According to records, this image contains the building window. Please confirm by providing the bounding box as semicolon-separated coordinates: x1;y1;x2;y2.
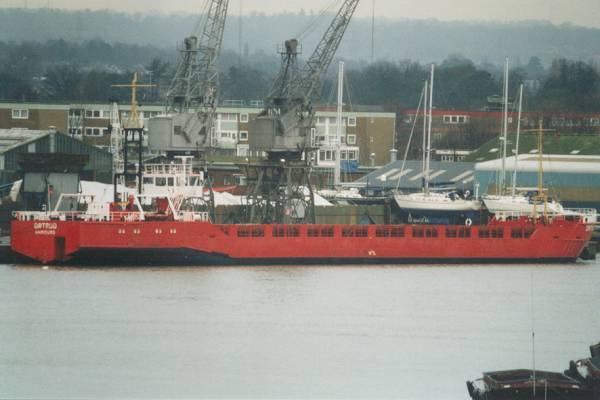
239;131;248;141
12;109;29;119
347;116;357;126
234;175;247;186
443;115;469;124
347;134;357;145
240;113;249;123
69;109;82;117
69;128;82;136
218;113;237;121
86;110;104;119
348;150;357;161
27;143;36;153
318;150;335;161
85;127;103;136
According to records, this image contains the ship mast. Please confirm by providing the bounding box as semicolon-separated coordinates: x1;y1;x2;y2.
424;64;434;196
334;61;344;188
421;79;428;188
499;57;509;195
532;118;549;219
511;84;524;197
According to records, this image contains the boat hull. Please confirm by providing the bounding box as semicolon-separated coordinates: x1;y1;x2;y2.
483;196;563;215
11;218;593;265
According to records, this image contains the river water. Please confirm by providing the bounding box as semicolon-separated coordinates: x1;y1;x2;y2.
1;260;599;399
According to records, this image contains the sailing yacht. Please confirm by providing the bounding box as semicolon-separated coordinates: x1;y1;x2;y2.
394;64;482;223
482;59;568;217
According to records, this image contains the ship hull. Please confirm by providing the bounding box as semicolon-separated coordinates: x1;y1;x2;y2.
11;218;593;265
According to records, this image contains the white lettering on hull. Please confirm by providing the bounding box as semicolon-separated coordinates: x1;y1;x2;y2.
34;223;58;236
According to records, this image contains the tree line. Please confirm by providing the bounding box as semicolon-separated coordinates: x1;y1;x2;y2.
1;39;599;113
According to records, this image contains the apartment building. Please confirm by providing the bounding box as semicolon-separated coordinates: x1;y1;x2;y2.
0;102;397;167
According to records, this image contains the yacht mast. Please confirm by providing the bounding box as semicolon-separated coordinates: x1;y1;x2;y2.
334;61;344;187
424;64;434;195
499;57;509;194
421;80;429;187
511;84;524;197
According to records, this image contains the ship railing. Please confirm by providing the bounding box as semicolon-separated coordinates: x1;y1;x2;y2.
13;210;143;223
108;212;143;222
494;209;597;223
564;208;598;224
179;211;210;222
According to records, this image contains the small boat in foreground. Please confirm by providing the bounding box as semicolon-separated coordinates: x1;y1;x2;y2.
467;342;600;400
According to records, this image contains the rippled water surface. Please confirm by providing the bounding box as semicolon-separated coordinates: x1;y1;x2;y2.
1;261;599;399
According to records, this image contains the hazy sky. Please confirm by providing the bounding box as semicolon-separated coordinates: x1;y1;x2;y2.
3;0;600;28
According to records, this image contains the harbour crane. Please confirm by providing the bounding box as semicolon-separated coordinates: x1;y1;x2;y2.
242;0;360;224
248;0;360;161
148;0;230;154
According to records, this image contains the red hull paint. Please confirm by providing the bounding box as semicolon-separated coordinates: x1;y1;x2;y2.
11;217;593;265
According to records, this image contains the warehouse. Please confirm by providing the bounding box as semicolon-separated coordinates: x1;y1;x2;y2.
0;128;113;185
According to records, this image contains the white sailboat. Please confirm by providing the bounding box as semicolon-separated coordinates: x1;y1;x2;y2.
394;64;482;218
482;60;567;216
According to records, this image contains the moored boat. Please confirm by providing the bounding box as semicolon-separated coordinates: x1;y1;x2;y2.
10;192;595;265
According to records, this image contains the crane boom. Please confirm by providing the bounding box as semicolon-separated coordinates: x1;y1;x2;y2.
297;0;359;103
251;0;360;158
168;0;229;113
149;0;229;154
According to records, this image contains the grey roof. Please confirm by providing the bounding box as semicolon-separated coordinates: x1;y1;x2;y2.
0;129;52;155
354;160;476;190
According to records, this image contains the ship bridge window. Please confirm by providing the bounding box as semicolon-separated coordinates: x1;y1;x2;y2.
143;177;154;185
156;177;166;187
308;227;320;237
167;177;175;187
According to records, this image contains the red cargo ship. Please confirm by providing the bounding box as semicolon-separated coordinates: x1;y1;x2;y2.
9;194;596;265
